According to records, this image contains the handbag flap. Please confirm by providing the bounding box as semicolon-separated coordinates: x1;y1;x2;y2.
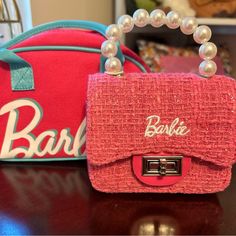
87;73;236;167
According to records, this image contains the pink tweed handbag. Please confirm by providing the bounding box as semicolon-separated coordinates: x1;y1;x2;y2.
86;9;236;193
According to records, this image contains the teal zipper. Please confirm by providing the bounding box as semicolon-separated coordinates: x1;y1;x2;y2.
12;45;101;53
12;45;147;73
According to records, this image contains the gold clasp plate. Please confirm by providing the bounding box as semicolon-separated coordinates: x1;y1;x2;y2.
142;156;182;176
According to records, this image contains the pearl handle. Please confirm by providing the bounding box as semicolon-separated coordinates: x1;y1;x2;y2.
101;9;218;78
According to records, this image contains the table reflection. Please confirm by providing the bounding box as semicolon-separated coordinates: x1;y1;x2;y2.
91;193;222;235
0;161;222;235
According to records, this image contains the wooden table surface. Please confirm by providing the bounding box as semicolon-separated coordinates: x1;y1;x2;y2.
0;161;235;235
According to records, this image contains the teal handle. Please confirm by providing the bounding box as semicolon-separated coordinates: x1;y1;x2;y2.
0;20;125;91
0;49;34;90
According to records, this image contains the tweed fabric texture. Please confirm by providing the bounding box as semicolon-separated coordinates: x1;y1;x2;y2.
88;157;231;193
86;73;236;193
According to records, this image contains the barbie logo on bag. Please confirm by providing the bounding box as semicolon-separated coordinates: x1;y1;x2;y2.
0;99;86;158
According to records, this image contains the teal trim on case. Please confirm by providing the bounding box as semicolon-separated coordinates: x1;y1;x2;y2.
125;55;147;72
0;20;107;49
0;48;34;90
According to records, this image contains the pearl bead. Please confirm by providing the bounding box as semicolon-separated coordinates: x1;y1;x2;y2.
193;25;212;44
101;40;118;58
199;42;217;60
150;9;166;28
199;60;217;77
133;9;150;27
118;15;134;33
105;24;122;41
105;57;123;75
166;11;182;29
180;16;198;35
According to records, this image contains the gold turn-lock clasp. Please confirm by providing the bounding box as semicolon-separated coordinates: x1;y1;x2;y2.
142;156;182;177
